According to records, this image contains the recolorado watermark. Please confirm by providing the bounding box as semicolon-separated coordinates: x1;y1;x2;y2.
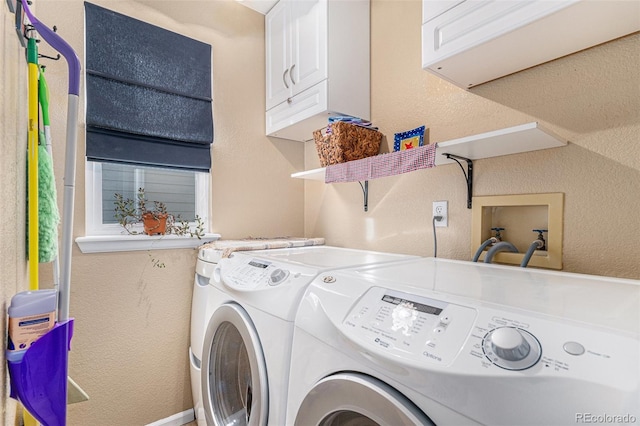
576;413;637;424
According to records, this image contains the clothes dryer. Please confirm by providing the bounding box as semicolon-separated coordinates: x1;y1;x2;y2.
200;246;417;426
190;238;324;425
287;257;640;425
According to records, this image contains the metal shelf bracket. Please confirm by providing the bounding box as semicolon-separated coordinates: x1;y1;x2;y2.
443;153;473;209
358;181;369;212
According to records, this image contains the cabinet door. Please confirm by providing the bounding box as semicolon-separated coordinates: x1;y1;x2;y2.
422;0;577;87
290;0;327;97
422;0;464;24
266;0;292;110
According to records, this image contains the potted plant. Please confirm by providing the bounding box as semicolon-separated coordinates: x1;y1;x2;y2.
114;188;205;238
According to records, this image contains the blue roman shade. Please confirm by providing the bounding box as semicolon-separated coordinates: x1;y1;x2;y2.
84;2;213;171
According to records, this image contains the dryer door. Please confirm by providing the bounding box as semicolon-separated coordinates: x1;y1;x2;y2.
201;303;268;426
294;373;433;426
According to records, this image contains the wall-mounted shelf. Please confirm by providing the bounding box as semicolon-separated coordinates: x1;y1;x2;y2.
291;167;326;181
434;122;566;166
291;122;567;211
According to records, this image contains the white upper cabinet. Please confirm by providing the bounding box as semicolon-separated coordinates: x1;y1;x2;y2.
266;0;327;110
266;0;370;141
422;0;640;88
266;0;292;110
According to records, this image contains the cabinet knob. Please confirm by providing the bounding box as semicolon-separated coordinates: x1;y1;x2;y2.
287;98;293;104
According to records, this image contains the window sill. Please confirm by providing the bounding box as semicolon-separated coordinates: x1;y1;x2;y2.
75;233;221;254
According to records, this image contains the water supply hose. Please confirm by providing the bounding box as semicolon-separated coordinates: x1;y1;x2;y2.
520;240;545;268
472;237;497;262
484;241;519;264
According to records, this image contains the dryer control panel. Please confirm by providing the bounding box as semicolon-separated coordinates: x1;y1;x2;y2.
221;259;292;290
342;287;477;366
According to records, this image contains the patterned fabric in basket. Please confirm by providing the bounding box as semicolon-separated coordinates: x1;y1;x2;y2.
314;121;382;167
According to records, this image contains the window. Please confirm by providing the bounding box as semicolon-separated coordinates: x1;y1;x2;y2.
79;3;218;252
85;162;210;236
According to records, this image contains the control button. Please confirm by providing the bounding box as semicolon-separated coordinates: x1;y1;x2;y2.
322;275;336;283
482;327;541;371
490;327;530;361
439;316;451;325
269;268;289;286
433;326;445;334
563;341;585;356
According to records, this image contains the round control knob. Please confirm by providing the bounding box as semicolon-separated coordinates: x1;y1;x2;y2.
269;268;289;286
482;326;541;371
490;327;530;361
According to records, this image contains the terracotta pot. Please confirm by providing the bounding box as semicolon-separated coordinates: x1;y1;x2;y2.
142;212;168;235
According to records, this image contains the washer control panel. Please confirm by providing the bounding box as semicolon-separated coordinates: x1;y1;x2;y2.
342;287;477;366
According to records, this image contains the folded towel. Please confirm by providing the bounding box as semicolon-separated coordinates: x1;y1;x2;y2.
199;237;325;258
326;116;377;134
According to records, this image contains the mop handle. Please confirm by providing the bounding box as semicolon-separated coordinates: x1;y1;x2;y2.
21;0;80;321
27;37;39;292
20;1;80;96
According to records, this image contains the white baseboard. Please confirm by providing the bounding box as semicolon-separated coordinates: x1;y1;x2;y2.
145;408;195;426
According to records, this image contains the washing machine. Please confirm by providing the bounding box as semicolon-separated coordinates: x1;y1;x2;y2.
199;246;418;426
189;238;325;425
287;257;640;425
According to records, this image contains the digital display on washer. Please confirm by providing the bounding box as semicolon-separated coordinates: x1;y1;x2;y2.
381;294;443;316
248;260;270;269
343;287;478;365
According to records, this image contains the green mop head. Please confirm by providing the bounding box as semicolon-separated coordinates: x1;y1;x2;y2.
38;135;59;263
26;133;60;263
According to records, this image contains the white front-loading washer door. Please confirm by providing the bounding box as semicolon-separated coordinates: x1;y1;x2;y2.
294;373;433;426
201;303;268;426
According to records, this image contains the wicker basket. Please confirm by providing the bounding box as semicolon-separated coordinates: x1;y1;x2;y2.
313;121;382;167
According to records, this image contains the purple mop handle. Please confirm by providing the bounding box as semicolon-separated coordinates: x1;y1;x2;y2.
20;0;80;95
21;0;80;321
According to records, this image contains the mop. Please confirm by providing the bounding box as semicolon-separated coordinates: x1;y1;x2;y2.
24;34;41;426
40;67;89;406
7;1;82;424
38;67;60;267
26;36;39;292
19;51;61;426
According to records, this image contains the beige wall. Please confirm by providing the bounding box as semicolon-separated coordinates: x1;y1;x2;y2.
2;0;303;424
2;0;638;424
2;4;28;423
304;1;639;280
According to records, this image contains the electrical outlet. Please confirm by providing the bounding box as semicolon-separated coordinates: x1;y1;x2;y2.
433;201;448;227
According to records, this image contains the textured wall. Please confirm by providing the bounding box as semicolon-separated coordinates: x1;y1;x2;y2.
2;0;638;424
304;0;639;279
1;5;28;424
2;0;304;424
